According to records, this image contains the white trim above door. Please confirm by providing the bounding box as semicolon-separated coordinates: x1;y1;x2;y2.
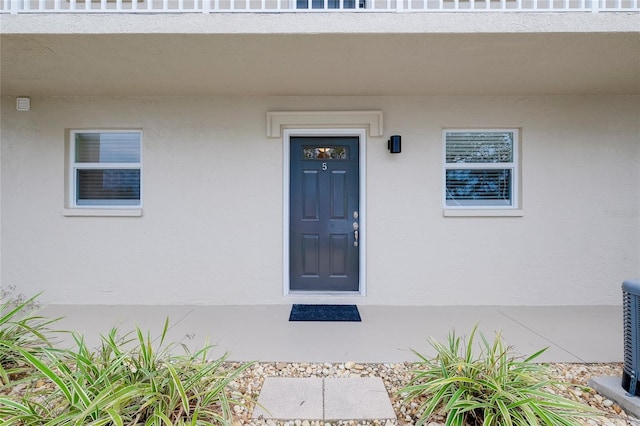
267;111;383;138
283;128;367;300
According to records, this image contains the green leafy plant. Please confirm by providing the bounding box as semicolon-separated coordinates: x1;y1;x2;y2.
0;318;253;425
0;289;57;385
400;324;601;426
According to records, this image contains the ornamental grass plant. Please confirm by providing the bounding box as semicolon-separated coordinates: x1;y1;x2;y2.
0;317;253;425
400;324;601;426
0;288;58;386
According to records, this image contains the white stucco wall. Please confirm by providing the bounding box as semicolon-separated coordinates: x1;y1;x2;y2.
1;95;638;305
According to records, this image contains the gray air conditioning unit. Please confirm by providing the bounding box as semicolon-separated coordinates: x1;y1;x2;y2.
622;279;640;396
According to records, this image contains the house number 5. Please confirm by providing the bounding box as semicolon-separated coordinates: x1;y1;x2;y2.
322;163;328;171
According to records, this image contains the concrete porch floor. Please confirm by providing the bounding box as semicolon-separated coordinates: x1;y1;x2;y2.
38;304;622;364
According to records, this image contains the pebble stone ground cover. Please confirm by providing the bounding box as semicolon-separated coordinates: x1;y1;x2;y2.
227;361;640;426
4;358;639;425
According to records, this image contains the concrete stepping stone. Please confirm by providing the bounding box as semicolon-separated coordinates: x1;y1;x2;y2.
252;376;396;421
252;377;323;419
324;377;396;420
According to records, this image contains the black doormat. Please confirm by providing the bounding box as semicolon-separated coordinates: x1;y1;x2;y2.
289;304;361;322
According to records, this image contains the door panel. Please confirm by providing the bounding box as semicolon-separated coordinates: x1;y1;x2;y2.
290;137;359;292
329;234;348;276
302;171;320;220
330;171;348;219
301;234;320;276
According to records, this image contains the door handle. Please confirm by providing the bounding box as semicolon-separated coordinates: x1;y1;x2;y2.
353;222;359;247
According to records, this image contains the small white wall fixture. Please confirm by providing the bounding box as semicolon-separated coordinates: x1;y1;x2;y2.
16;97;30;111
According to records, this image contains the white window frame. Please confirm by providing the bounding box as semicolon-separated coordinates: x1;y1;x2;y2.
290;0;366;9
443;128;522;217
65;130;143;216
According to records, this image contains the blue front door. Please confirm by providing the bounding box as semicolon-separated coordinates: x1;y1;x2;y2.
289;137;360;292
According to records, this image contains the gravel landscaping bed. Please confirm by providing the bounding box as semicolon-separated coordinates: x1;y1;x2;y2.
228;361;640;426
4;360;639;425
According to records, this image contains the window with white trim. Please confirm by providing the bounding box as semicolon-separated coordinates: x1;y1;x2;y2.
69;131;142;208
444;129;519;209
296;0;365;8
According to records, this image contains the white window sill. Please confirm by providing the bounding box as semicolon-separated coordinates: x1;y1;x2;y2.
443;209;524;217
63;208;142;217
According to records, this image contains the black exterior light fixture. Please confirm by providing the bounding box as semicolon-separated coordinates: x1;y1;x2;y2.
388;135;401;154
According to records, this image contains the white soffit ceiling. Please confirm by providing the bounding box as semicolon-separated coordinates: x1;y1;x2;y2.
1;31;638;96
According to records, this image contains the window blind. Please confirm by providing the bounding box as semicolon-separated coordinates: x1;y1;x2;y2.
446;169;511;204
446;132;513;164
75;133;141;163
444;130;517;208
72;131;142;207
76;170;141;205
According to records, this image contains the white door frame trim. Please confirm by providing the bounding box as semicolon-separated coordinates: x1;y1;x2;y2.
267;111;383;138
283;128;367;300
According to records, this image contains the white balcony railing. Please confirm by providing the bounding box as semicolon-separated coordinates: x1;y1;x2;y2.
1;0;638;13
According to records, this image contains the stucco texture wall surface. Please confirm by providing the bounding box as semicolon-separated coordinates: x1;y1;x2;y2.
1;95;638;306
